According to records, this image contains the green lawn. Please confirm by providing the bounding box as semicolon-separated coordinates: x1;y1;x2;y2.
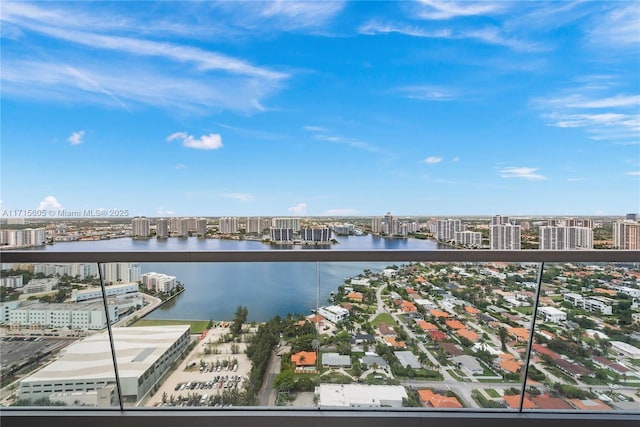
485;389;501;398
370;313;397;327
130;319;210;334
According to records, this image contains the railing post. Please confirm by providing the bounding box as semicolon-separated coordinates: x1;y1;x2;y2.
98;262;124;410
519;261;545;412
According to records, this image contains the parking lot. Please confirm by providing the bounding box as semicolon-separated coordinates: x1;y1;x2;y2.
144;324;253;407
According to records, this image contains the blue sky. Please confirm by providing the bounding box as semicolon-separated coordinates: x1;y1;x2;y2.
1;1;639;217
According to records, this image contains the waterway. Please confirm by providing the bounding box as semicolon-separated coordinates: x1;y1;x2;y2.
25;235;446;321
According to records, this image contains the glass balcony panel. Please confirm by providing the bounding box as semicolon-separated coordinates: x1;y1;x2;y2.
314;261;540;410
525;262;640;412
106;261;318;408
0;263;118;408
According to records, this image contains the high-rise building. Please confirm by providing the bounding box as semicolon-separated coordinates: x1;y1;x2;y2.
272;217;301;232
0;228;46;248
270;228;293;242
454;231;482;247
156;218;169;239
196;218;207;236
300;227;331;242
436;219;462;241
371;217;383;233
613;220;640;250
101;263;141;284
491;215;511;226
539;226;593;250
219;217;239;234
564;218;594;228
141;272;177;294
174;218;189;237
132;217;150;238
490;222;521;250
246;217;265;234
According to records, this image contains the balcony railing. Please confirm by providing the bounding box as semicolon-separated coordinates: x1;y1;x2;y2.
1;250;638;427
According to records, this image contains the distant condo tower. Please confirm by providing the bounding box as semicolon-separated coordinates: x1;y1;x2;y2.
132;216;150;238
490;215;521;250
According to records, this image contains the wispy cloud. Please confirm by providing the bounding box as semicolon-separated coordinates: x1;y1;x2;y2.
589;3;640;48
157;208;175;216
358;20;546;52
259;1;345;30
534;83;640;144
174;164;187;170
303;126;382;153
499;167;547;181
415;1;506;20
568;178;587;182
288;203;307;215
423;156;443;164
1;2;287;113
68;130;85;145
38;195;63;210
397;85;459;101
626;171;640;176
167;132;223;150
221;193;255;203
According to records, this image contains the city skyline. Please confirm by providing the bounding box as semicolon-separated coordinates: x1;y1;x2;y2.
1;1;639;217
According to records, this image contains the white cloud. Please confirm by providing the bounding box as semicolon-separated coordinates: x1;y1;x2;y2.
157;209;175;216
423;156;443;164
167;132;223;150
626;171;640;176
452;157;460;162
303;125;327;132
358;20;545;52
499;167;547;181
288;203;307;215
397;85;458;101
68;130;85;145
589;3;640;48
174;164;187;170
221;193;255;203
260;1;345;29
416;0;506;20
38;195;63;210
534;86;640;144
322;208;359;216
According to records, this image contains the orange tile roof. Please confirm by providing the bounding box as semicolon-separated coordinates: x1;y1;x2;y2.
347;292;364;302
531;394;572;410
508;327;530;341
383;336;407;348
430;309;450;318
456;328;479;342
418;389;463;409
464;306;480;315
416;320;438;331
306;314;325;324
594;288;617;296
504;394;535;409
401;301;417;312
415;276;426;283
499;353;516;361
499;359;522;374
291;351;316;366
445;319;466;330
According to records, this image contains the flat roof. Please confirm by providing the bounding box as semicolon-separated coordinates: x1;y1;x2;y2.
21;325;189;384
318;384;407;408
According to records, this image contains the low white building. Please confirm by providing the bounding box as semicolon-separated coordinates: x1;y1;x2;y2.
318;305;349;324
317;384;407;408
18;325;191;403
583;297;614;315
140;273;176;294
9;301;119;330
0;275;24;288
71;283;139;302
538;307;567;322
0;300;20;323
22;278;58;294
610;341;640;360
